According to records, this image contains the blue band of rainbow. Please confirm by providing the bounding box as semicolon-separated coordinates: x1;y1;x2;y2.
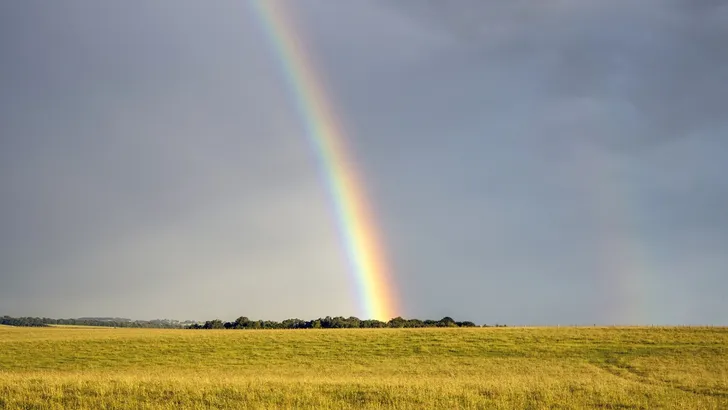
251;0;398;321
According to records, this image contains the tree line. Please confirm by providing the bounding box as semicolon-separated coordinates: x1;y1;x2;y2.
0;315;188;328
187;316;497;329
2;315;506;329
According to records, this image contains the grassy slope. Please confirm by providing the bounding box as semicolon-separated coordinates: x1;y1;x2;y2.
0;326;726;409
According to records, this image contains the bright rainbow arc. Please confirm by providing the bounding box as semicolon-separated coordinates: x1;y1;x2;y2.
251;0;398;321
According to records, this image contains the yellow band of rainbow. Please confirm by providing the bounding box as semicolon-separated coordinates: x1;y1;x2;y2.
251;0;398;321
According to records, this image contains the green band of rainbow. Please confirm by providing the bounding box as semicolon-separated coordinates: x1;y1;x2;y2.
251;0;398;321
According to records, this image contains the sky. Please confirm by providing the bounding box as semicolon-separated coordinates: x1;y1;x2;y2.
1;1;726;325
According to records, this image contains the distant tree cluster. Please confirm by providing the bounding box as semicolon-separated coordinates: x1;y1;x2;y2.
0;316;48;327
0;315;189;328
187;316;485;330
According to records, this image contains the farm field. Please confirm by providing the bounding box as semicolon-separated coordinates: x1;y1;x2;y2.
0;325;726;409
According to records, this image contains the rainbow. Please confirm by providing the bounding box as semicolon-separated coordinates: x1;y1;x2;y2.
574;144;652;325
250;0;398;321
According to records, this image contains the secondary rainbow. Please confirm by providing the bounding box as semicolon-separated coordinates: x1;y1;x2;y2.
250;0;398;321
573;144;654;325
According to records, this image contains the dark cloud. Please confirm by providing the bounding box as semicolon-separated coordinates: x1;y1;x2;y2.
1;1;726;324
381;0;728;151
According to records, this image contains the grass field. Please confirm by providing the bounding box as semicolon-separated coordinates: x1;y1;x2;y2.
0;326;726;409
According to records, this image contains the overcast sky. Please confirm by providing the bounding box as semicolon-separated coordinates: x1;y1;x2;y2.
1;1;726;325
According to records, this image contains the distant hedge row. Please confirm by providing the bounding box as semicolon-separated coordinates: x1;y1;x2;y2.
0;315;186;328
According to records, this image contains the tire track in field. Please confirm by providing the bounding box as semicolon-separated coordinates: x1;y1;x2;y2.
591;356;728;399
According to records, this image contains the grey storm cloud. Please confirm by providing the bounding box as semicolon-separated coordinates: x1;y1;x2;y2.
382;0;728;150
1;1;726;325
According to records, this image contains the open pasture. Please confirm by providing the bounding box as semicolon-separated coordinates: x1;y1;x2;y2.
0;326;726;409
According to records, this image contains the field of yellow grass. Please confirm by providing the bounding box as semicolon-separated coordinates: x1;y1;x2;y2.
0;325;726;408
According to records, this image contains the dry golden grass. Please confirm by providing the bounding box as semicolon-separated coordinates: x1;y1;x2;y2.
0;326;726;408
